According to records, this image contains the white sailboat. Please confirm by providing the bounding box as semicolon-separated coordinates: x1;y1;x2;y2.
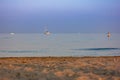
44;27;51;35
10;33;15;35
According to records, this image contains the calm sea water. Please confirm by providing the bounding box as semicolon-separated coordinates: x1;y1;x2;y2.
0;33;120;57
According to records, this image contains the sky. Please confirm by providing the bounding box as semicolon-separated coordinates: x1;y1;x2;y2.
0;0;120;33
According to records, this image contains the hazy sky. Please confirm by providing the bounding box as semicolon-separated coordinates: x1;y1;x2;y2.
0;0;120;33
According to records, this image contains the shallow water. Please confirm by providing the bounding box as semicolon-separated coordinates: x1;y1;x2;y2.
0;33;120;57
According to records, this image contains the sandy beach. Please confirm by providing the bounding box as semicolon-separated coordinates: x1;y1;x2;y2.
0;56;120;80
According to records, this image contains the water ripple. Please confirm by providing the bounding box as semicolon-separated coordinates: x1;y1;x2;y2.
0;50;47;53
72;48;120;51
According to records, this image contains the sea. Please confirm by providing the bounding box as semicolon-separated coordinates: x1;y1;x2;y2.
0;33;120;57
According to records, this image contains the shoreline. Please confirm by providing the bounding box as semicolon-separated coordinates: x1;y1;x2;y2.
0;56;120;58
0;56;120;80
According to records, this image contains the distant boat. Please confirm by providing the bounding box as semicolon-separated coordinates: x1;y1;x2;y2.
107;32;111;39
44;27;51;35
10;33;15;35
44;31;51;35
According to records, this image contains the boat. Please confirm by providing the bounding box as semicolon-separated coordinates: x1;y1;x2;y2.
44;31;51;35
10;33;15;35
107;32;111;39
44;27;51;35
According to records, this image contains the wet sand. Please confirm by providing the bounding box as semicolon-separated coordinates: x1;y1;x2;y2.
0;56;120;80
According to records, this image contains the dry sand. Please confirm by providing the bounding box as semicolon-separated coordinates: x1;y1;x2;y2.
0;56;120;80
